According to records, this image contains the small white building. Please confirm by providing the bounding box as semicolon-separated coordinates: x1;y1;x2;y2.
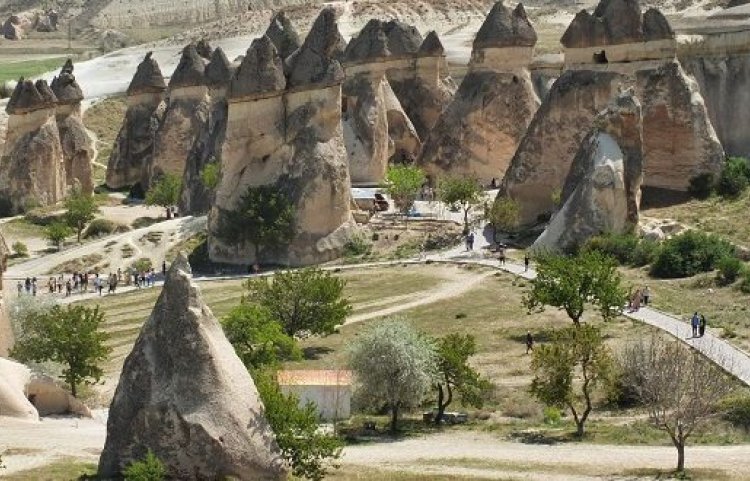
277;370;352;422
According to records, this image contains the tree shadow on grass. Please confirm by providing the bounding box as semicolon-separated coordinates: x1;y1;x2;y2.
508;429;564;445
303;346;334;360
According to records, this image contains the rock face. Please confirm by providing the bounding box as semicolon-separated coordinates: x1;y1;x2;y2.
418;2;540;184
533;91;643;253
265;11;301;59
147;44;210;188
98;255;287;480
106;52;167;190
209;9;356;266
501;70;625;225
636;61;724;192
180;47;233;214
0;79;66;214
50;59;94;194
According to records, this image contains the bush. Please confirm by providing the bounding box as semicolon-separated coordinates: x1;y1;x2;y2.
650;231;735;278
631;239;659;267
720;394;750;431
543;406;562;425
716;157;750;199
11;241;28;258
123;450;166;481
739;271;750;294
688;173;715;200
582;232;639;265
132;257;153;272
716;256;745;286
343;233;372;257
83;218;130;238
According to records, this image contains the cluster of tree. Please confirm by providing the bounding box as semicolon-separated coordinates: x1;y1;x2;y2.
525;251;736;472
45;186;99;250
145;174;183;217
222;268;350;480
348;318;491;434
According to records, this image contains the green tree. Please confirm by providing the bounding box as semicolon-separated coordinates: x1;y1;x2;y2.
11;240;28;258
438;176;484;233
45;221;73;251
255;370;342;480
64;187;99;243
349;318;437;434
530;325;615;437
433;333;490;424
245;268;351;337
11;305;111;397
145;174;183;214
123;450;166;481
486;196;520;242
523;250;626;326
384;165;425;227
199;162;221;190
221;303;302;370
216;185;295;263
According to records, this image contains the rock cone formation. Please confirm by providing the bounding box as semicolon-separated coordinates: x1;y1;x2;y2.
501;70;625;224
147;43;210;189
98;255;287;479
419;2;540;184
265;11;301;59
106;52;167;190
209;9;356;266
51;59;94;194
0;79;66;214
533;91;643;253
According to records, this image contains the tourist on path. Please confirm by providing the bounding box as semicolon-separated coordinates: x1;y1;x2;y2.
642;286;651;306
526;331;534;354
466;232;475;251
16;281;22;295
524;254;530;272
700;315;707;337
691;312;700;337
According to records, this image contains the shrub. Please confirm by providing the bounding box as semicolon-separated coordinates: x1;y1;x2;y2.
687;173;715;200
650;231;735;278
739;271;750;294
123;450;166;481
132;257;153;272
716;157;750;199
11;241;28;258
83;218;130;238
343;233;372;257
631;239;659;267
720;394;750;432
582;232;639;265
716;256;745;285
543;406;562;425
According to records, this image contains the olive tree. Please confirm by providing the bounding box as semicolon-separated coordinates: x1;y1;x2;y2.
621;336;735;472
349;318;437;433
530;325;615;437
64;186;98;243
486;196;520;242
524;250;626;326
384;165;425;227
438;176;483;233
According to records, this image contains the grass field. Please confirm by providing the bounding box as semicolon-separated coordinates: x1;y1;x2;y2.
0;57;68;84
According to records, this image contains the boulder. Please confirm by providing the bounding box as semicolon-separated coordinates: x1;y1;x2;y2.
533;91;643;253
106;52;167;190
0;79;66;214
500;70;626;225
51;59;94;194
418;1;539;184
98;255;287;480
265;11;301;60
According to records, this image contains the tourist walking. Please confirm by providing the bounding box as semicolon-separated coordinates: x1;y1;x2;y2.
630;289;642;313
162;260;167;278
65;279;72;297
524;254;530;272
498;247;506;265
642;286;651;306
24;277;31;294
699;315;707;337
526;331;534;354
691;312;700;337
467;232;475;251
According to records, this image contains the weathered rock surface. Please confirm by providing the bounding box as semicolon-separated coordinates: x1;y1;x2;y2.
209;11;355;266
636;61;724;192
265;11;301;59
98;255;287;480
106;52;167;189
51;59;94;194
2;15;29;40
419;1;539;183
533;91;643;253
383;80;421;163
0;79;66;214
500;70;625;225
0;357;37;421
147;44;210;188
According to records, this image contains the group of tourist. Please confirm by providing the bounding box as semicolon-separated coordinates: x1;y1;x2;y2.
15;261;168;298
627;286;651;312
691;312;708;338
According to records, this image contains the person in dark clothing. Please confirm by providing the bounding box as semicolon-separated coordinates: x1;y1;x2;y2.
526;331;534;354
524;254;530;272
691;312;700;337
699;315;707;337
162;260;167;278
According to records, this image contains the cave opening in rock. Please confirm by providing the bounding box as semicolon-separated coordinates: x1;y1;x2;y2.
593;50;608;64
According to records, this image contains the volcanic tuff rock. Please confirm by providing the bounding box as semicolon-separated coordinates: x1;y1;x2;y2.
500;70;626;225
98;255;287;480
146;44;210;188
195;38;213;60
209;10;356;266
265;11;301;59
533;91;643;253
0;79;66;214
106;52;167;189
205;47;234;88
636;61;724;192
51;59;94;194
419;1;540;183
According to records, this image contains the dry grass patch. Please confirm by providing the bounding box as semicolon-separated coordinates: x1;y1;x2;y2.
47;253;104;274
